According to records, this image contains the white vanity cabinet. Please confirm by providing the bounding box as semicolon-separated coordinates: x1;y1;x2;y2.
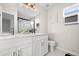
33;36;41;56
0;34;48;56
0;48;15;56
40;35;48;56
15;35;33;56
33;34;48;56
0;36;15;56
15;34;48;56
18;46;32;56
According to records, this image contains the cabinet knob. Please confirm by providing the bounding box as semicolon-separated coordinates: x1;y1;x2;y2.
41;42;45;46
13;52;17;56
18;50;22;56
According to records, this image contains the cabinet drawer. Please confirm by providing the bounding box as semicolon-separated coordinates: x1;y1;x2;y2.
35;35;48;40
21;46;32;56
0;38;15;50
15;37;32;46
0;48;14;56
17;46;32;56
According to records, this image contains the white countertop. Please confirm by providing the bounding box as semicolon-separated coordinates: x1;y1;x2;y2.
15;33;48;37
0;35;15;39
0;33;48;39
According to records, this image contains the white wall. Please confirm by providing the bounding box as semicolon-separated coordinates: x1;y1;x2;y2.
38;6;48;33
48;3;79;55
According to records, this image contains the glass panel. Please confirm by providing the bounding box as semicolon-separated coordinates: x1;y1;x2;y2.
18;18;34;34
65;15;78;23
2;12;14;35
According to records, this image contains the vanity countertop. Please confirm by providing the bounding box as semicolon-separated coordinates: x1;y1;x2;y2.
15;33;48;37
34;33;48;36
0;35;15;39
0;33;48;39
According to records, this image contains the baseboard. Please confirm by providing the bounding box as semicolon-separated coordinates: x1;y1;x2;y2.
56;47;79;56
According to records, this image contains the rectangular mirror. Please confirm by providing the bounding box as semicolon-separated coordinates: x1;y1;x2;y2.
17;17;40;34
18;17;34;34
2;12;14;35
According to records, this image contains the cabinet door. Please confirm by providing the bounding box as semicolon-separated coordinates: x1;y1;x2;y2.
20;46;32;56
40;35;48;56
0;37;15;56
33;35;48;56
33;39;41;56
0;48;14;56
16;36;32;56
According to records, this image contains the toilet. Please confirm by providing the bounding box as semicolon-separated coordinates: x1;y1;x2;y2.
48;40;56;52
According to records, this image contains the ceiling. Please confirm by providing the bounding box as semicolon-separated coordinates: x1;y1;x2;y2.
38;3;54;10
17;3;54;19
18;4;39;19
38;3;75;10
17;3;74;19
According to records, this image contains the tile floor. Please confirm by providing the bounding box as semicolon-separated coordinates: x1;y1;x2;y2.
46;48;66;56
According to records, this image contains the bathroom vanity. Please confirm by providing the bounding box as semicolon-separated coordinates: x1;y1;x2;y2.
0;33;48;56
0;5;48;56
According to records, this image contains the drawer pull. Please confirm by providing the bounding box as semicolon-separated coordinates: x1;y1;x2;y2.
18;50;22;56
13;52;17;56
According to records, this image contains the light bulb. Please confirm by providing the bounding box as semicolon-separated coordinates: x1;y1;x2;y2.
28;3;31;6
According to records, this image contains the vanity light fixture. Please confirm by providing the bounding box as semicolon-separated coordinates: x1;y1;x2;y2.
20;3;37;11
